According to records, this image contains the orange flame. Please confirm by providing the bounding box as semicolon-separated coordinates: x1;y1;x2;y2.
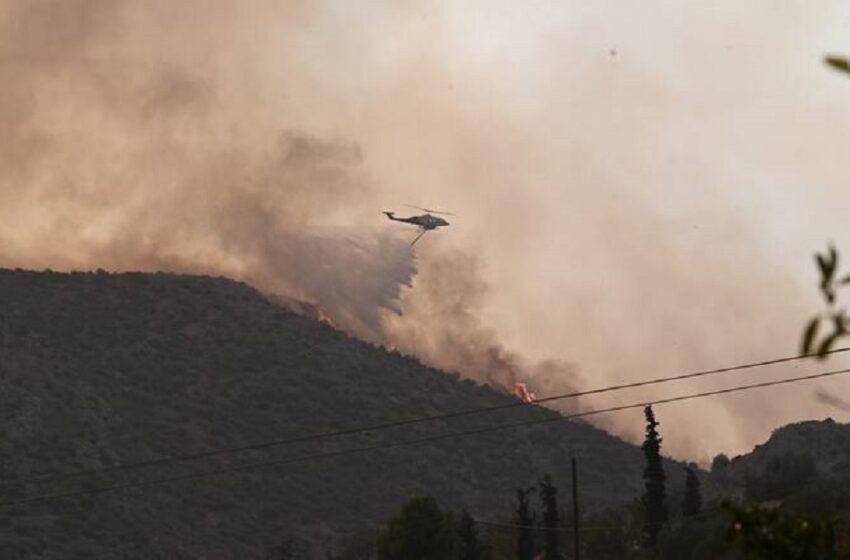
512;382;537;403
315;306;337;329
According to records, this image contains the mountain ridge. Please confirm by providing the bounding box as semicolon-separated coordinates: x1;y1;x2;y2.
0;268;679;559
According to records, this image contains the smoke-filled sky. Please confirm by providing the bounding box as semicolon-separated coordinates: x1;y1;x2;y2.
3;0;850;462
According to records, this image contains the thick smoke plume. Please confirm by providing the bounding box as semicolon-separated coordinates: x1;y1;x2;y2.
382;247;582;405
0;0;419;341
0;0;553;393
3;0;850;461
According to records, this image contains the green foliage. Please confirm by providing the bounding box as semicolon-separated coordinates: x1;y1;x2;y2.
377;498;492;560
817;245;840;303
485;523;515;560
724;502;846;560
641;405;668;552
825;55;850;76
801;245;850;358
657;516;729;560
583;509;634;560
377;497;457;560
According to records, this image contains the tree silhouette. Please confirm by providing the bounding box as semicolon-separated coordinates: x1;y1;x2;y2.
641;405;668;553
516;487;535;560
457;510;489;560
377;497;455;560
681;465;702;519
538;475;560;560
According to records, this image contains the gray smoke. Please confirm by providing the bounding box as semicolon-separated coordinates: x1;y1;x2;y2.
5;0;846;462
0;0;417;341
382;247;583;403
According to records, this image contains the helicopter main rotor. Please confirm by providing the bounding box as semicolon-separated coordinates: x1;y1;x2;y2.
403;204;456;216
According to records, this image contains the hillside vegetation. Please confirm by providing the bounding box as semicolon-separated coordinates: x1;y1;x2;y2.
711;419;850;512
0;269;674;559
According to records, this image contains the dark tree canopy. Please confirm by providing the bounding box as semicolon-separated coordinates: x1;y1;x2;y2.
377;497;455;560
538;475;560;560
456;510;490;560
377;498;494;560
726;501;841;560
641;405;668;551
710;453;730;473
682;465;702;519
516;487;535;560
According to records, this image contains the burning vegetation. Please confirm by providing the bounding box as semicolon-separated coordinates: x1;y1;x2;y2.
512;381;537;403
315;306;337;329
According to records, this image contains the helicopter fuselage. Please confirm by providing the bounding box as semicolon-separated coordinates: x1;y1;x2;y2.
383;212;449;230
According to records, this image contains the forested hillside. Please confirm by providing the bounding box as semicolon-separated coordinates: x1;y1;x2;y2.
0;269;677;559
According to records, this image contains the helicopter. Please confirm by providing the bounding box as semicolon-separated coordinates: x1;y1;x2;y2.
383;205;453;246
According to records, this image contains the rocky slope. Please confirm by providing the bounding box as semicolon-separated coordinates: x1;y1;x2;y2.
709;419;850;510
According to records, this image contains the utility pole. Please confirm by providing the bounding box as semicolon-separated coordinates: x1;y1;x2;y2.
572;457;580;560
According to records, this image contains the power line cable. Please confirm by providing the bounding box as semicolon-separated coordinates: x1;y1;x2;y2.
6;347;846;488
3;364;850;510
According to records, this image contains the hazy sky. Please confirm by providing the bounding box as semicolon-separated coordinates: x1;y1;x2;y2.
305;1;850;461
4;0;850;462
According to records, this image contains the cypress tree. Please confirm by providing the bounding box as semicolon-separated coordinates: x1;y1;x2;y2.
538;475;560;560
641;405;668;552
516;487;534;560
681;465;702;519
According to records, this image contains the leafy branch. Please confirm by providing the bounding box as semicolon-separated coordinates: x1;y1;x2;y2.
801;244;850;358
